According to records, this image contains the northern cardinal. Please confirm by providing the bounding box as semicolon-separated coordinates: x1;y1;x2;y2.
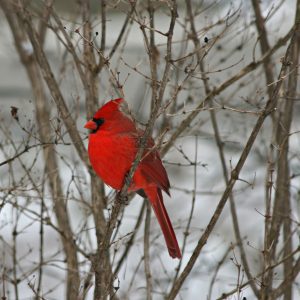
84;98;181;259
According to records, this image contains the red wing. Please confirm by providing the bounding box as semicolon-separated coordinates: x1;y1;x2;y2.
140;138;170;195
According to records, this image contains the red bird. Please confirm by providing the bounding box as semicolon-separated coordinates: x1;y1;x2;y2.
84;98;181;259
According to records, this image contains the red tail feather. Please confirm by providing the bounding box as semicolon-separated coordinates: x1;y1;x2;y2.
145;187;181;259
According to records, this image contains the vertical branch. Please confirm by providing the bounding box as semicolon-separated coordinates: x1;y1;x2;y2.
147;0;158;107
156;0;177;104
267;3;300;299
81;0;99;118
37;187;45;298
250;2;277;295
38;0;54;46
144;201;152;300
251;0;274;96
12;209;19;300
2;269;7;299
92;177;114;300
99;0;106;68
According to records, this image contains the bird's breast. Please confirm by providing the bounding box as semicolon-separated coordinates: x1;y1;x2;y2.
88;132;137;190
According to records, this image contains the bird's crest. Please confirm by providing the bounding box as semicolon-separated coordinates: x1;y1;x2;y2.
93;98;124;119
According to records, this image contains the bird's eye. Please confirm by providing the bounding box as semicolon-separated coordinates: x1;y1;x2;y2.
92;118;105;128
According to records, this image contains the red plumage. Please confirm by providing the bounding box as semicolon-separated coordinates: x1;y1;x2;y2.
85;98;181;259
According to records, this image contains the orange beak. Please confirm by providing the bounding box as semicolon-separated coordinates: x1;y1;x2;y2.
84;120;97;130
